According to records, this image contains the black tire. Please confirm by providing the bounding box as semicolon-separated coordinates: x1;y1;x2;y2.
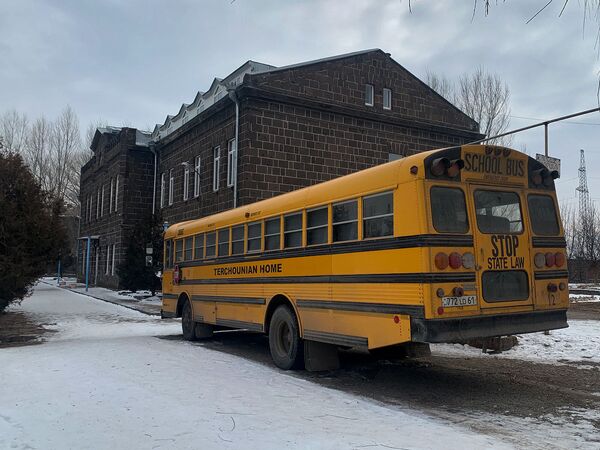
269;305;305;370
181;299;197;341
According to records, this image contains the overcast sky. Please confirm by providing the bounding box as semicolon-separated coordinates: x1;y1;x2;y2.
1;0;599;205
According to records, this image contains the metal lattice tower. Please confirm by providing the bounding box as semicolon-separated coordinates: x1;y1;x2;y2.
577;149;591;226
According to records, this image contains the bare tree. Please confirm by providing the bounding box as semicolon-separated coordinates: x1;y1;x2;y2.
425;71;454;101
25;116;53;188
0;110;29;153
425;67;512;145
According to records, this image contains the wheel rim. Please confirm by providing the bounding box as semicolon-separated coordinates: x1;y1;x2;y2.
275;321;292;356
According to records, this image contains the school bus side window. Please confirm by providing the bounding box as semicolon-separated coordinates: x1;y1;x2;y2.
184;236;193;261
430;187;469;233
284;213;302;248
231;225;245;255
265;217;281;251
165;240;173;268
333;199;358;242
247;221;262;253
205;232;216;258
218;228;230;257
363;191;393;238
194;234;204;260
175;239;184;262
307;206;328;245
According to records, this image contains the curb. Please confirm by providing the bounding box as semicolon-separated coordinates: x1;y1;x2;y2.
41;281;162;317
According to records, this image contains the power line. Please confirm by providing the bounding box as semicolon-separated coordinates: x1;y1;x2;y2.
510;115;600;126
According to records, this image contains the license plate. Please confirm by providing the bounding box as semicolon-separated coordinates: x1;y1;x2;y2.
442;295;477;307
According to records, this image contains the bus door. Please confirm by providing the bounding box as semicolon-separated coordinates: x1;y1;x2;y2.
468;186;534;310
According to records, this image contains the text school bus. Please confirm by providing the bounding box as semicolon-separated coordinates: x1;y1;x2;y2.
162;145;568;370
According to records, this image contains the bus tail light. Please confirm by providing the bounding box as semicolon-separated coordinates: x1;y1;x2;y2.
449;252;462;269
554;252;565;267
545;252;556;267
462;252;475;269
534;252;546;269
547;283;558;293
437;306;445;315
435;252;449;270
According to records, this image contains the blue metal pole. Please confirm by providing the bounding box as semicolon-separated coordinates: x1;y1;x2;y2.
57;258;61;286
85;237;91;292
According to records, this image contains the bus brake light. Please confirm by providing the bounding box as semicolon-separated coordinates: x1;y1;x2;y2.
545;252;556;267
554;252;565;267
448;252;462;269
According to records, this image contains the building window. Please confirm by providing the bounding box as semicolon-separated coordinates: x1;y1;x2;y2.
227;138;237;188
194;156;201;198
183;164;190;201
213;146;220;192
160;173;166;208
100;185;105;217
109;178;114;213
111;244;117;276
389;153;403;162
105;245;110;275
114;175;119;212
96;189;100;219
365;84;374;107
168;169;174;206
383;88;392;110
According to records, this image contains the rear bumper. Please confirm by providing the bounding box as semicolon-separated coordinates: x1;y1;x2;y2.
411;309;568;343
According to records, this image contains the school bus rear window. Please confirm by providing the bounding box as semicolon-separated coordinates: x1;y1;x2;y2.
474;190;523;234
430;187;468;233
528;195;559;236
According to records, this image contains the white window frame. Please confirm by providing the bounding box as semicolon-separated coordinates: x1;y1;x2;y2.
114;175;119;212
383;88;392;110
105;245;110;275
96;189;100;219
111;244;116;276
227;138;237;188
213;146;220;192
194;156;201;198
183;164;190;201
160;172;166;208
365;84;374;107
100;185;105;217
168;169;174;206
109;178;114;213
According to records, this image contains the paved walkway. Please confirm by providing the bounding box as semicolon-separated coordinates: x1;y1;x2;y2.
40;278;163;316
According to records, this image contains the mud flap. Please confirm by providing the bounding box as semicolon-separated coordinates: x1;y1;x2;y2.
304;340;340;372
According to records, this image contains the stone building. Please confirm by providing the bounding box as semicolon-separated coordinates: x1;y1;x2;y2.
78;49;482;288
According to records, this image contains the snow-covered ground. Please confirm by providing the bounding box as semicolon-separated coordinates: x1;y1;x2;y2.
433;320;600;367
0;283;514;450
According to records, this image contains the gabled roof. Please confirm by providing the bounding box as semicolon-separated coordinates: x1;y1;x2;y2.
259;48;381;75
90;126;122;152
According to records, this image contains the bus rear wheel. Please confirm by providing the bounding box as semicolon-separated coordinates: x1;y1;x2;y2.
269;306;304;370
182;299;213;341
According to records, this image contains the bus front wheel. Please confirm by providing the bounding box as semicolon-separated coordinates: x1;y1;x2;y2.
269;306;304;370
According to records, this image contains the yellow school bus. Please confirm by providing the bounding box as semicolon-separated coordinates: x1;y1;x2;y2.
161;144;568;370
